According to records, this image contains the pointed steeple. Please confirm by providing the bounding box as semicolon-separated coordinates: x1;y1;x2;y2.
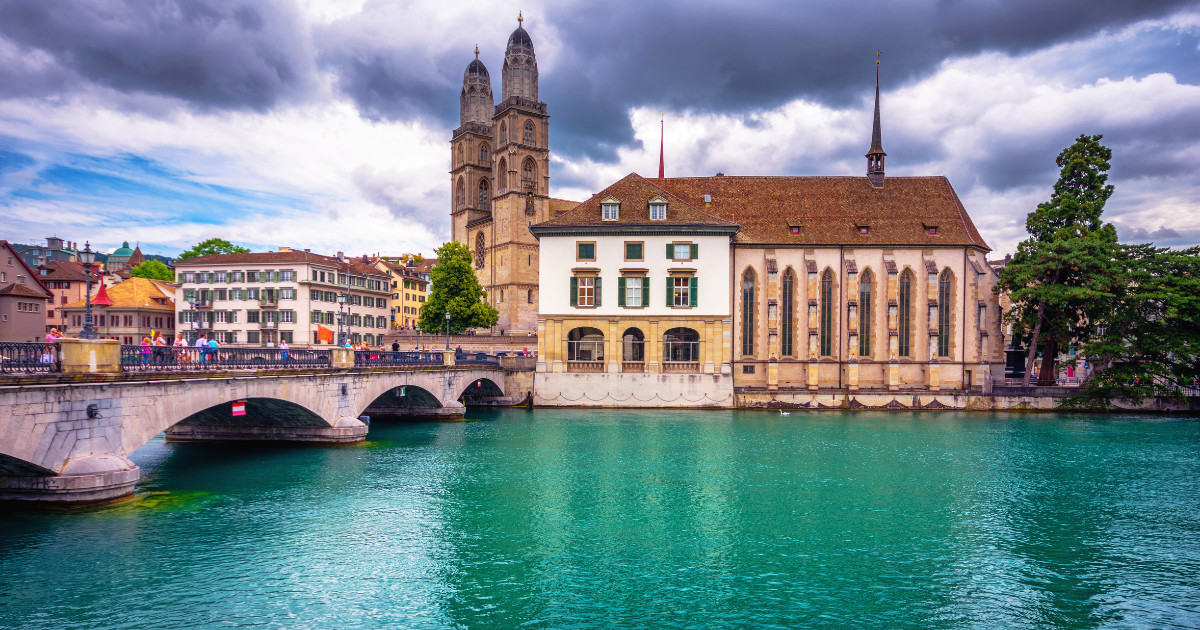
658;113;665;179
866;51;887;187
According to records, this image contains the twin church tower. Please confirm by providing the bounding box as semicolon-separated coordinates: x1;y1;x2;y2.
451;14;566;334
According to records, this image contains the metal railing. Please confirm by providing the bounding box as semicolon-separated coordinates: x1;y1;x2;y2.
354;350;444;366
457;352;502;367
0;342;60;374
120;345;331;372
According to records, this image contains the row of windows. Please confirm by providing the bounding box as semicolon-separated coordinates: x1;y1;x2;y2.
314;332;383;346
741;267;957;359
181;310;297;324
570;276;698;309
184;288;298;303
575;241;697;262
181;270;296;284
566;326;702;364
70;314;174;328
308;290;387;308
16;301;40;312
309;312;389;328
600;196;668;222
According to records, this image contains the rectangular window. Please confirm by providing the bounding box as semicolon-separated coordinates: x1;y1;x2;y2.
124;315;133;327
246;310;260;323
247;331;260;344
577;276;594;307
672;276;691;307
625;276;642;307
624;242;643;261
602;203;619;221
650;203;666;220
576;242;596;261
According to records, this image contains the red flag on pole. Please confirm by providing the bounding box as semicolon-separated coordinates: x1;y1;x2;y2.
232;400;246;416
658;114;665;179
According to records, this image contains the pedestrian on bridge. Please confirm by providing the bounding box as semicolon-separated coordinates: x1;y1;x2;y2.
195;333;208;365
279;339;289;362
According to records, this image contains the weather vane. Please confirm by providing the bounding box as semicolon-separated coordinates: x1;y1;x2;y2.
518;11;523;25
876;49;881;66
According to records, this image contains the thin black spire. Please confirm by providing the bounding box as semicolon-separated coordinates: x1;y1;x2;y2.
867;50;887;187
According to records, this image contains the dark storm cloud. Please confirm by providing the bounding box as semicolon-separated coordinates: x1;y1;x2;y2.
0;0;315;109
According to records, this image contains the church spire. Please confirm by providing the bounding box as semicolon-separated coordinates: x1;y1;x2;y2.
866;50;887;187
658;113;665;179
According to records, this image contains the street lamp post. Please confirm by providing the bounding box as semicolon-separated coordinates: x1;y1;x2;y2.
337;293;347;346
78;242;97;339
188;300;197;343
445;310;451;351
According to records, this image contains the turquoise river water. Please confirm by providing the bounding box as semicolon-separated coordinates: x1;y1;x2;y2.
2;409;1199;629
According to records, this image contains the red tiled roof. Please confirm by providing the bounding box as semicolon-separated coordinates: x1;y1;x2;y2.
0;282;50;298
533;173;739;231
653;175;989;249
0;240;52;298
173;250;388;277
37;260;93;282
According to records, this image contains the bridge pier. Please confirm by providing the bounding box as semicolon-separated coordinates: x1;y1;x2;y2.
165;416;368;443
0;455;140;504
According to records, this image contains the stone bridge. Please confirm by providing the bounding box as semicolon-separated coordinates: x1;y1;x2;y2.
0;340;534;504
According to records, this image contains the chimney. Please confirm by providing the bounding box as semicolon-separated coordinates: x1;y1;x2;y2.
304;248;311;253
336;251;345;262
279;246;292;252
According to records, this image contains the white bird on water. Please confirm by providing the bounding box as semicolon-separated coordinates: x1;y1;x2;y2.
779;409;790;416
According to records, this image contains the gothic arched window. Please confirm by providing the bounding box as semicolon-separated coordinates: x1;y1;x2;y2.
859;269;874;358
899;269;914;357
478;179;490;211
474;232;486;270
499;121;507;145
497;157;507;191
522;158;536;191
820;269;834;356
781;268;795;356
938;268;954;357
741;268;756;356
524;121;535;145
480;143;489;163
455;177;465;210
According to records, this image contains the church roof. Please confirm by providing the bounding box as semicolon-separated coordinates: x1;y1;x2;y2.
654;175;989;249
465;58;489;78
531;173;740;235
111;241;134;258
508;25;533;50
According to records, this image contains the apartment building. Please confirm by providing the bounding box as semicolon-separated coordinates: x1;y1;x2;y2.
374;258;429;330
60;277;176;344
172;249;391;347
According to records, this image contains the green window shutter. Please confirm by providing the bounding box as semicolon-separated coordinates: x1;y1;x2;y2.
594;277;602;307
666;277;673;306
690;277;698;307
666;243;673;258
690;243;699;259
569;277;578;307
618;277;626;307
642;276;649;307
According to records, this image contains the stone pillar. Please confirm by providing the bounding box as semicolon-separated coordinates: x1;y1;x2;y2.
607;319;620;373
807;360;818;390
330;347;354;369
58;338;121;375
847;358;859;391
767;359;779;391
0;455;139;505
647;319;661;373
443;350;456;366
888;358;899;391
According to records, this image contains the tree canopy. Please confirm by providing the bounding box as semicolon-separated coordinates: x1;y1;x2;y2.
997;134;1120;386
418;241;498;334
177;238;250;260
128;259;174;281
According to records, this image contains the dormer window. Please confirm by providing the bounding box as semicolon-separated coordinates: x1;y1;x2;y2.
649;196;668;221
925;225;939;236
790;226;800;235
858;226;870;236
601;197;620;221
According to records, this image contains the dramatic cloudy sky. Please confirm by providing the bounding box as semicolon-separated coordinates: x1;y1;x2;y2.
1;0;1198;259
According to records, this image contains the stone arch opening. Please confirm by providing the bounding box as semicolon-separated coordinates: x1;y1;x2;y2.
459;377;505;406
622;327;645;362
359;384;445;421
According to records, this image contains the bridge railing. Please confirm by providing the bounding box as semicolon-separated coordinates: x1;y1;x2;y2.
456;352;502;367
0;342;60;374
353;350;444;367
120;345;332;372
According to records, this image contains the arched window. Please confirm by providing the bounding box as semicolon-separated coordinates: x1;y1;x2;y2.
524;120;535;145
741;268;756;356
663;327;700;365
497;158;507;191
478;179;490;211
859;269;873;358
820;269;834;356
480;143;489;163
499;121;507;145
938;268;953;357
781;268;795;356
474;232;485;270
455;177;465;210
899;269;913;357
457;145;463;166
567;327;605;364
522;158;536;191
622;327;645;363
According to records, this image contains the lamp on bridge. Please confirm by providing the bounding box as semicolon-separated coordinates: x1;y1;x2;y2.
445;310;451;351
337;292;348;347
78;242;98;340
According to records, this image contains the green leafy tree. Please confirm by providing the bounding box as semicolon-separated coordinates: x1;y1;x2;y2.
129;259;175;281
177;238;251;260
997;134;1120;386
1070;245;1200;406
418;241;498;334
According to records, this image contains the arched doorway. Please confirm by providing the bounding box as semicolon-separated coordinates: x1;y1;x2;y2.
621;327;645;372
662;327;700;372
567;327;604;372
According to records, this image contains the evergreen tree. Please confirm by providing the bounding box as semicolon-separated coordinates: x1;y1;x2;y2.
177;238;250;260
997;134;1120;386
418;241;498;334
1073;244;1200;405
128;259;175;281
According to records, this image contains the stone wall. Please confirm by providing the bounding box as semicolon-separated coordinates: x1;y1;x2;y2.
535;371;734;408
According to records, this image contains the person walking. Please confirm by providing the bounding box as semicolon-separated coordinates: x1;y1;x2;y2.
140;336;152;365
195;333;208;365
279;338;289;362
208;335;220;365
153;330;167;366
